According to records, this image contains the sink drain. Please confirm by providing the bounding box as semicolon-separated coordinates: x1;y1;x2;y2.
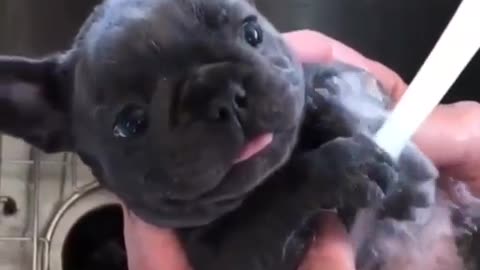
62;205;126;270
44;184;126;270
0;196;18;216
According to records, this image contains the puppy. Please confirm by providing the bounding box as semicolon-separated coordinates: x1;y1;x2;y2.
0;0;477;269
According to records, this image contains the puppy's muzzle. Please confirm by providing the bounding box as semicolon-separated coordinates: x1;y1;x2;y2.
176;61;252;131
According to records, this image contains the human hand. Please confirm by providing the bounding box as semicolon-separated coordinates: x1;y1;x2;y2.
123;29;480;270
284;30;480;189
283;29;480;270
123;205;356;270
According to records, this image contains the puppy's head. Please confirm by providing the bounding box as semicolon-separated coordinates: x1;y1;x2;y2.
0;0;305;227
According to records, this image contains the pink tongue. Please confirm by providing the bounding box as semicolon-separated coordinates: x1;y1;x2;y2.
234;133;273;164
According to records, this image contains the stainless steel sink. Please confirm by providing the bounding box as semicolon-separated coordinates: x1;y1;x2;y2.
0;1;123;269
0;135;122;270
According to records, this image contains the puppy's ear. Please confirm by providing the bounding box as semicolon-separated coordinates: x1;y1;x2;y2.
0;54;75;153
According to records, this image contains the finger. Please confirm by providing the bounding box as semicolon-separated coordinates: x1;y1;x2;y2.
361;60;407;102
282;29;371;71
282;30;335;63
122;205;192;270
298;212;355;270
413;101;480;184
283;30;407;97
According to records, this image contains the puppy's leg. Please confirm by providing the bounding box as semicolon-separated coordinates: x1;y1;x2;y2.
300;62;447;269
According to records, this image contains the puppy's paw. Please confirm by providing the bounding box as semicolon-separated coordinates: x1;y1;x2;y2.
378;181;432;221
303;62;392;137
304;133;434;223
379;144;438;221
312;133;397;210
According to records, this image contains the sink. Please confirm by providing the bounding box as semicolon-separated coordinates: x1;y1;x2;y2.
0;135;124;270
0;1;126;268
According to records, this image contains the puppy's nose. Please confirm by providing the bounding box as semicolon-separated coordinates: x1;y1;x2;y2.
179;62;250;125
207;83;247;122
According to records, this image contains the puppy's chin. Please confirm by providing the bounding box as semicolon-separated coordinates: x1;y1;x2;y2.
199;128;299;200
124;127;300;228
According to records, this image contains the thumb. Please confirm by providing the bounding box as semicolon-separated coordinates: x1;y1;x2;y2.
122;205;192;270
298;212;356;270
414;101;480;186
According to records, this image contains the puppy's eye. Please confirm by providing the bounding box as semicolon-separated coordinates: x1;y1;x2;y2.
242;18;263;47
113;105;149;138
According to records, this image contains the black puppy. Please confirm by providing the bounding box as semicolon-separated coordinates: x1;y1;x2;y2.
0;0;474;269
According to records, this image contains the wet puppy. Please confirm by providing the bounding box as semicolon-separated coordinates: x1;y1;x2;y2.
0;0;476;269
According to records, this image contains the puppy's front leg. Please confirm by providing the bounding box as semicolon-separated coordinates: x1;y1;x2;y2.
291;133;433;220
